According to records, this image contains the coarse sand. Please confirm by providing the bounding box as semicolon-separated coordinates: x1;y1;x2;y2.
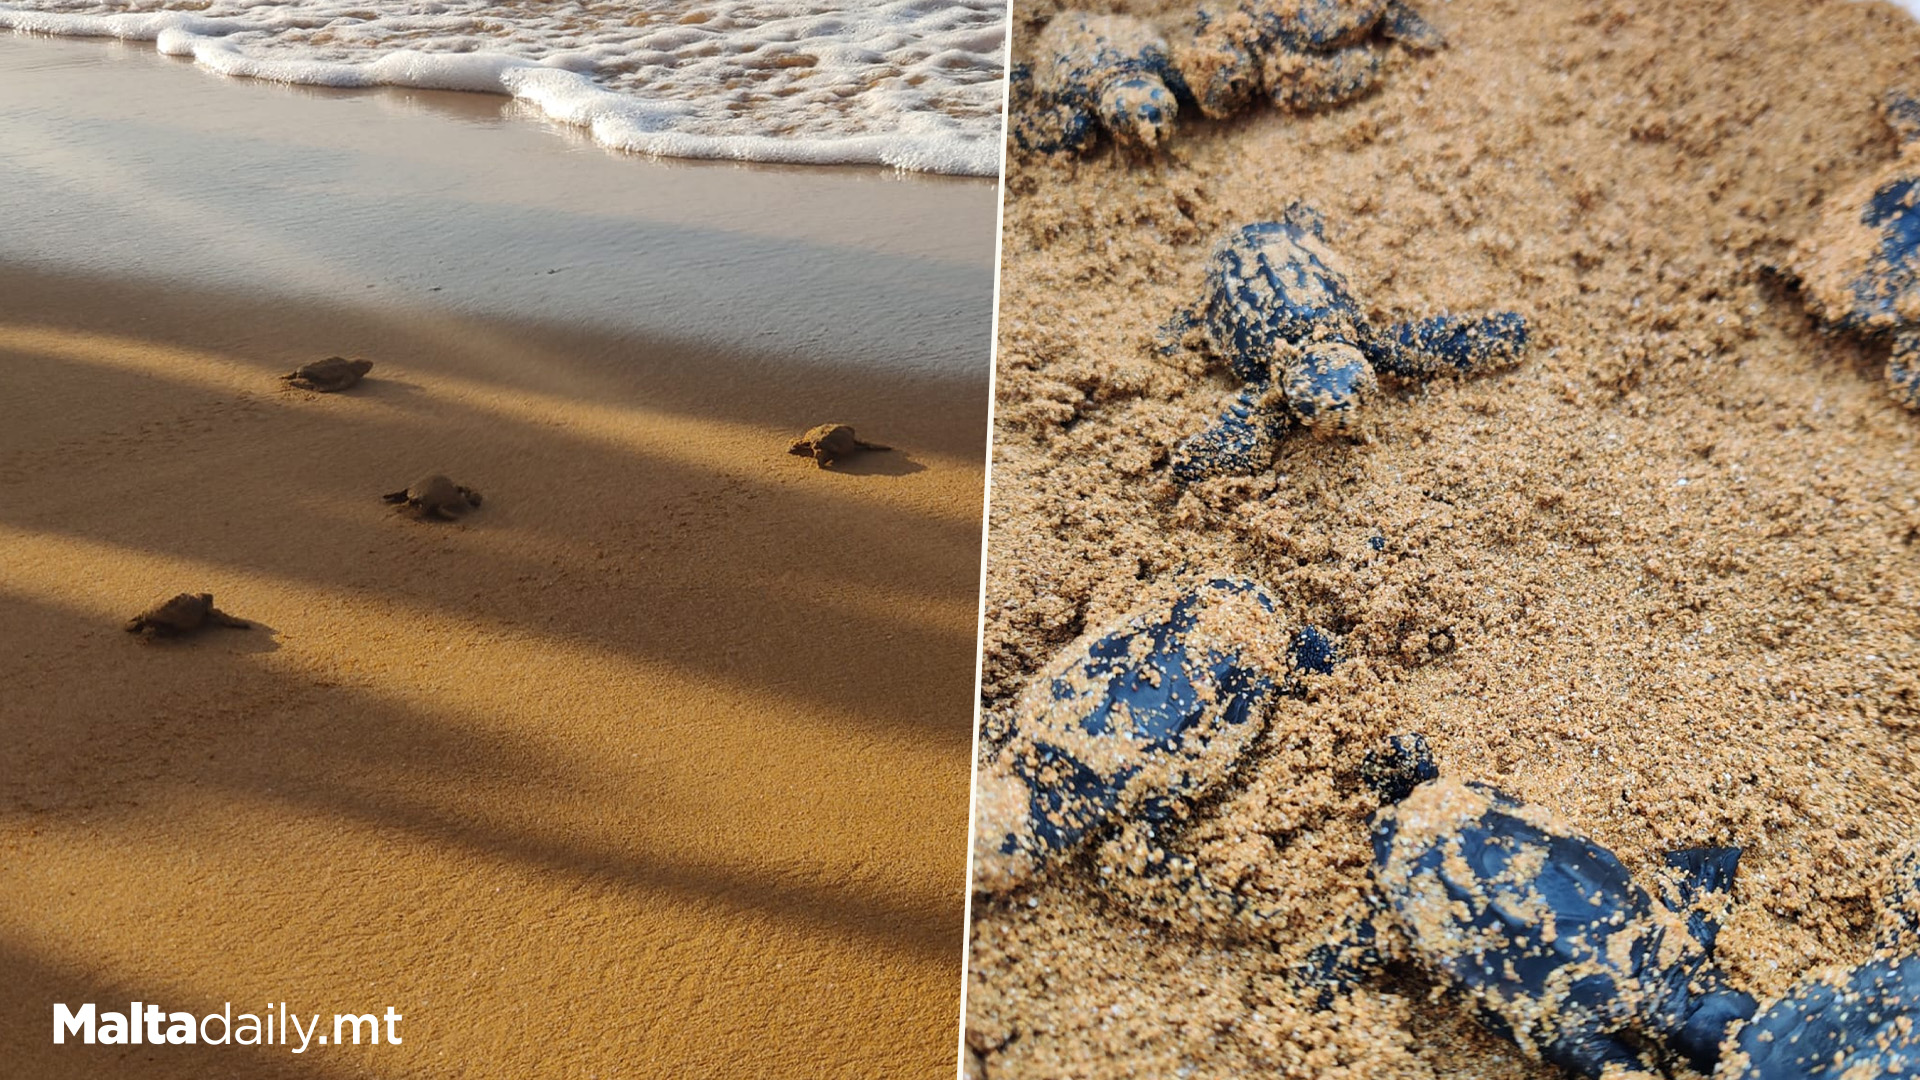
969;1;1920;1077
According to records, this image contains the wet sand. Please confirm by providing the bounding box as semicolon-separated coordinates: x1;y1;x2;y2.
971;1;1920;1076
0;34;993;1080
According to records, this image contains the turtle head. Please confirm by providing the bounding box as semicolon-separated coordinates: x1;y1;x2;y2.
348;358;374;376
1098;74;1178;151
1281;340;1376;432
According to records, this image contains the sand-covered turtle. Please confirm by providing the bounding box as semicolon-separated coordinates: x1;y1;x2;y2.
123;593;251;638
1011;13;1184;154
1367;774;1757;1078
1177;0;1444;120
382;474;482;519
1792;90;1920;410
787;424;891;468
1166;207;1529;481
282;356;373;392
1722;847;1920;1079
971;578;1331;892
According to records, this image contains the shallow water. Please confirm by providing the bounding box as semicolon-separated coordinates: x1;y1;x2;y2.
0;0;1006;174
0;33;998;378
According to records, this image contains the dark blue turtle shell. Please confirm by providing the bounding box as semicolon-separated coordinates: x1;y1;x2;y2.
1372;779;1755;1077
1726;957;1920;1079
971;579;1320;891
1197;212;1368;385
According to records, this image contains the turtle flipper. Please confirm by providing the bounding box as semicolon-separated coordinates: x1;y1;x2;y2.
1369;311;1529;379
1301;906;1388;1009
381;490;410;504
207;607;251;630
458;487;483;508
1887;329;1920;410
1661;846;1742;950
1170;384;1290;482
1379;0;1445;51
1542;1028;1661;1080
851;439;892;452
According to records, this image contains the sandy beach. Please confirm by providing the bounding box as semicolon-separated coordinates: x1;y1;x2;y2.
0;34;994;1079
970;1;1920;1076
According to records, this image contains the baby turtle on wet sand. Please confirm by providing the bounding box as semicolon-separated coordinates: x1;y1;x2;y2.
1012;13;1184;154
1178;0;1445;120
1166;207;1529;481
1366;775;1758;1077
787;424;891;468
1791;91;1920;411
282;356;373;392
971;578;1330;892
382;474;482;520
124;593;251;639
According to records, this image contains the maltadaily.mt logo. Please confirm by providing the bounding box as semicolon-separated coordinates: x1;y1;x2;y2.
54;1002;403;1053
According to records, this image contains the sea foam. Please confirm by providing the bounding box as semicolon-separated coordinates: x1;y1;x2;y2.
0;0;1005;176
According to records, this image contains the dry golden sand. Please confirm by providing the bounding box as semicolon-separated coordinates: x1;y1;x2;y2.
969;1;1920;1076
0;263;986;1077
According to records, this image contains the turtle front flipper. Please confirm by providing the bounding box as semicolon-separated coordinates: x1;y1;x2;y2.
1379;0;1445;51
851;438;892;452
206;606;251;630
1368;311;1529;380
1170;383;1291;482
381;489;410;504
1887;329;1920;410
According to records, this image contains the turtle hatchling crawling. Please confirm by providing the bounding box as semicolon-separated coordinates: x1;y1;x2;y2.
1166;207;1529;481
971;578;1333;892
1792;91;1920;411
124;592;251;638
1367;774;1757;1078
282;356;373;392
1178;0;1445;120
382;474;482;520
1012;13;1184;154
787;424;891;468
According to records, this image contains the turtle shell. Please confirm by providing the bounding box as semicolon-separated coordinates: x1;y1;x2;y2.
971;578;1294;892
1801;162;1920;333
1198;213;1371;384
1723;957;1920;1079
1372;779;1669;1051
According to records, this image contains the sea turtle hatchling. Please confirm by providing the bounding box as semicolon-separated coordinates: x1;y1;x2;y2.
1177;0;1445;121
971;578;1333;892
1364;773;1759;1078
787;424;891;468
281;356;373;392
123;593;251;638
382;474;482;520
1792;91;1920;411
1166;208;1529;482
1011;13;1185;154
